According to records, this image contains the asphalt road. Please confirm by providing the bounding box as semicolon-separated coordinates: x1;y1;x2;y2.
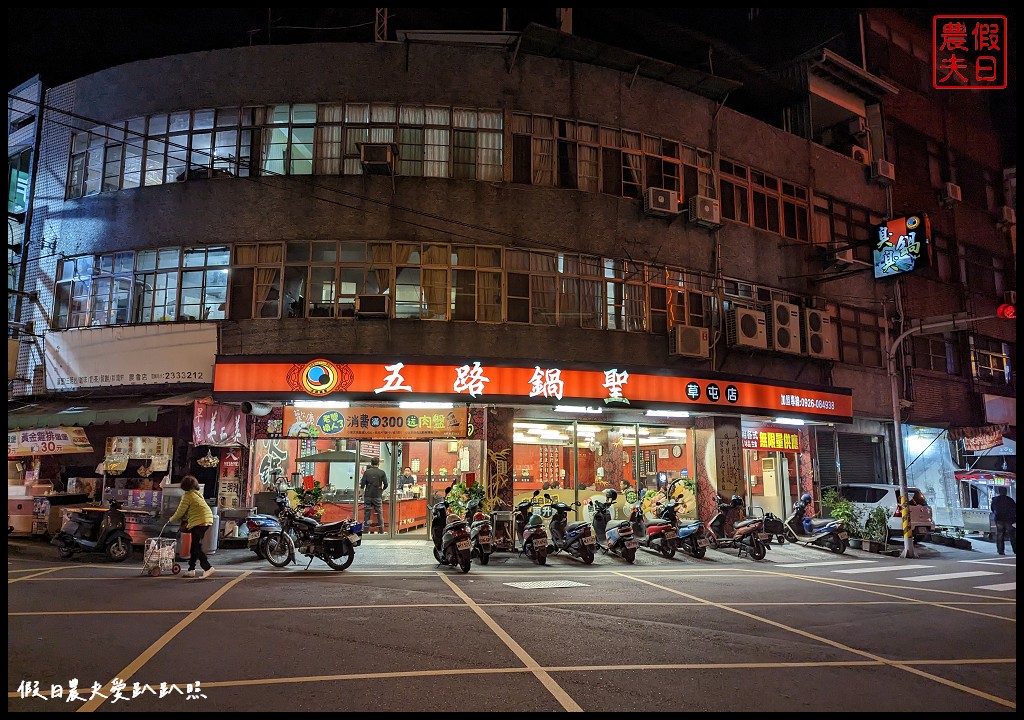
7;534;1016;712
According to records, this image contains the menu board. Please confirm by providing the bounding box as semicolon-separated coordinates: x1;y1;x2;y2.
104;436;173;459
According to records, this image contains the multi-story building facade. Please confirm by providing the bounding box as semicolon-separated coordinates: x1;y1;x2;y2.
7;10;1013;541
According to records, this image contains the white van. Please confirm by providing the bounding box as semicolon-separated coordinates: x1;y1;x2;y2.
838;483;935;540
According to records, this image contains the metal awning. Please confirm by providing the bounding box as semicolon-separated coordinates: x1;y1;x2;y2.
7;399;164;431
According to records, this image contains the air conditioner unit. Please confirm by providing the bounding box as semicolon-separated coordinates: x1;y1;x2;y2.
940;182;962;205
726;307;768;350
358;143;397;175
761;457;776;472
688;195;722;229
669;325;710;359
768;300;804;355
643;187;680;216
354;294;389;317
849;145;870;165
847;116;868;138
870;159;895;185
804;308;838;360
1004;290;1017;305
998;205;1016;226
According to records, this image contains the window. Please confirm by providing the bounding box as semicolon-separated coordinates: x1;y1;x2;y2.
231;243;284;319
912;334;960;375
960;246;1005;297
8;148;31;213
719;160;749;224
643;135;681;199
837;306;883;367
781;182;809;241
970;336;1012;384
813;196;883;262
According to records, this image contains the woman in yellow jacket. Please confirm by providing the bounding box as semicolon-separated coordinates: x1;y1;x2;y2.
169;475;215;578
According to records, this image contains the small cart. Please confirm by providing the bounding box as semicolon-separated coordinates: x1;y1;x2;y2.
142;536;180;576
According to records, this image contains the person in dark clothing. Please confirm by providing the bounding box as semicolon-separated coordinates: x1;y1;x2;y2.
990;486;1016;556
359;458;389;534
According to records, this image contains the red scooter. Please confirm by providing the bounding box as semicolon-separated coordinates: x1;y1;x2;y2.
706;494;768;560
624;483;678;558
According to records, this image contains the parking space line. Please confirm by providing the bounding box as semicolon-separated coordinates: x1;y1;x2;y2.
972;583;1015;592
7;567;72;584
77;570;254;712
774;560;876;568
899;571;1000;583
833;565;935;574
614;572;1015;710
436;572;582;712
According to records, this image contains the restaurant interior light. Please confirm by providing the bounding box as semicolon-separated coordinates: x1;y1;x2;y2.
553;405;603;414
513;422;548;429
645;409;690;418
774;417;805;426
293;400;351;408
398;402;454;409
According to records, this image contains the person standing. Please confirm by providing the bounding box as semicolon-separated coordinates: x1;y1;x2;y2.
360;458;388;534
399;466;417;490
168;475;215;578
990;486;1016;556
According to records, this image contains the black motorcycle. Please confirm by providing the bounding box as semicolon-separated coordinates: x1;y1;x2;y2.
264;495;362;571
542;494;595;564
464;497;494;565
51;500;134;562
431;486;473;573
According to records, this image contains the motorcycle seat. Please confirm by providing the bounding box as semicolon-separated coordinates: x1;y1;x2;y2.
615;520;631;530
734;518;760;529
444;520;469;533
471;520;491;531
313;521;347;534
644;519;672;529
804;518;837;531
566;521;589;533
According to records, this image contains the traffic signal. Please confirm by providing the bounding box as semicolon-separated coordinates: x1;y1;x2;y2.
996;303;1016;319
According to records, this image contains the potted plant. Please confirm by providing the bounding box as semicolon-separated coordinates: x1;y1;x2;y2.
821;488;865;547
862;506;890;552
949;527;972;550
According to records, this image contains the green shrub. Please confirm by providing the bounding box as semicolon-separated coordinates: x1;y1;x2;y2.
863;506;890;543
820;487;865;539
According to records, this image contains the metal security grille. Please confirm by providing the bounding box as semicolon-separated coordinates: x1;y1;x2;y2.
502;580;590;589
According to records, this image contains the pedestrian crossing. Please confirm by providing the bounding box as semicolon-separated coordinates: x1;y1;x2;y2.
775;554;1015;592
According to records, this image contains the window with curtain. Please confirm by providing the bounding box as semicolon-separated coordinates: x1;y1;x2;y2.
476;246;502;322
315;103;346;176
643;135;680;198
579;255;603;329
506;250;531;323
970;336;1012;384
424;106;451;178
232;243;283;319
531;116;554;186
913;334;960;375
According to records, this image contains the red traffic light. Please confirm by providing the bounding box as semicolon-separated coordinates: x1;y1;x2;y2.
997;303;1016;319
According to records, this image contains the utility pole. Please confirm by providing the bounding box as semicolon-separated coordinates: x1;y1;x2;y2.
883;310;1004;559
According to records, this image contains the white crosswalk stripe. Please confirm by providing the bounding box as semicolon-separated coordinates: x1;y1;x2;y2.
898;571;1000;582
973;582;1016;592
832;565;934;574
775;560;876;568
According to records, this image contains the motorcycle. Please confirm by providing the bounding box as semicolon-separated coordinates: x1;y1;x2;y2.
263;496;362;571
706;494;768;560
430;486;473;573
656;497;710;559
243;512;283;559
51;500;134;562
590;489;637;563
464;496;494;565
541;493;595;564
513;490;548;565
624;483;677;559
782;493;848;553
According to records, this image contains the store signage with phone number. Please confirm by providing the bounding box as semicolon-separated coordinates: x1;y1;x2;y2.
214;357;854;423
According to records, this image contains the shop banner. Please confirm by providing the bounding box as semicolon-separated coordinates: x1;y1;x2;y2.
962;429;1003;452
214;357;854;422
7;426;94;456
192;401;248;447
283;406;469;439
104;436;174;459
742;427;801;451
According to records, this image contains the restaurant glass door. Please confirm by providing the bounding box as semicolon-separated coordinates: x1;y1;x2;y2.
386;440;431;539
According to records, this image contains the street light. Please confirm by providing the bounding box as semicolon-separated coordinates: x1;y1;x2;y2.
883;310;1006;559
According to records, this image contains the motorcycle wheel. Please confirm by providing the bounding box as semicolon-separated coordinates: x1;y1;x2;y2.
580;546;595;564
828;536;847;554
660;540;676;559
748;537;767;561
264;532;292;568
432;546;444;563
534;544;547;565
106;537;132;562
57;543;74;559
458;550;472;573
623;547;636;563
777;535;786;544
323;542;355;571
689;539;707;559
478;550;490;565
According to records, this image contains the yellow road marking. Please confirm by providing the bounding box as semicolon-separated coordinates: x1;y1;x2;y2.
8;567;70;584
436;571;583;712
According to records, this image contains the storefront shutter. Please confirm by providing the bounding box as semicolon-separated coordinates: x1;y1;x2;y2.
836;432;884;485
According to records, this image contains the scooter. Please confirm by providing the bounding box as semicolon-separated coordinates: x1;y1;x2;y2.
513;489;548;565
464;496;494;565
783;493;848;553
656;498;710;559
430;486;473;573
706;494;768;560
624;484;677;559
51;500;134;562
243;512;283;559
542;493;595;564
590;489;638;563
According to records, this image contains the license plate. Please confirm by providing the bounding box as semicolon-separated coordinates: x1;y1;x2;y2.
624;539;639;549
582;535;596;545
247;531;260;547
478;535;491;543
757;533;769;540
838;532;849;540
664;530;677;539
697;539;709;547
346;533;361;546
456;540;471;551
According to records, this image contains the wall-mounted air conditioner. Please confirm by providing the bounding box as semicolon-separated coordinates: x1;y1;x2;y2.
940;182;962;205
761;457;776;472
768;300;803;355
870;159;895;185
804;308;838;360
688;195;722;229
355;294;389;317
727;307;768;350
849;145;870;165
669;325;710;359
644;187;680;216
358;143;397;175
847;116;868;138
